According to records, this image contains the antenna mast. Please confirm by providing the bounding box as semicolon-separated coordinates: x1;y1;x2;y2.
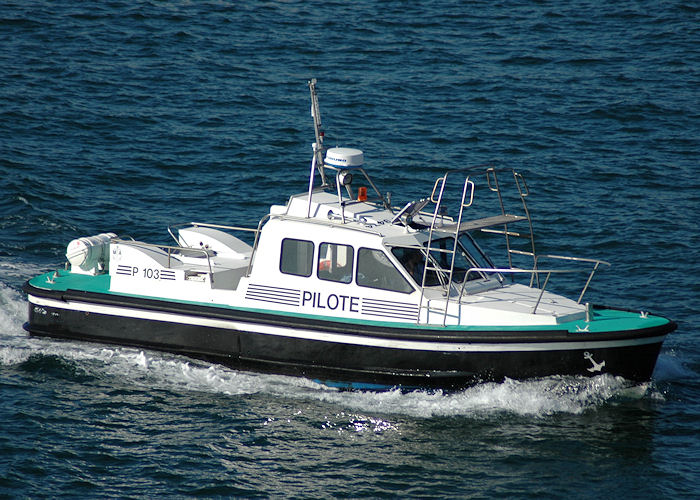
308;78;327;186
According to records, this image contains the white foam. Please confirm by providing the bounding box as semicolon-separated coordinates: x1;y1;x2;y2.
311;374;648;419
74;347;652;419
0;280;25;320
0;279;319;395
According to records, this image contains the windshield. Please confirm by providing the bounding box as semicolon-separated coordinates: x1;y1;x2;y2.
458;234;495;273
391;236;495;286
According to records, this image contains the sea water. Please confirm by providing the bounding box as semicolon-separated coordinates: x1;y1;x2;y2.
1;1;699;498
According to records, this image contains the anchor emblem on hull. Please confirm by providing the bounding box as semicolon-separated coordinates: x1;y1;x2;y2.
583;352;606;373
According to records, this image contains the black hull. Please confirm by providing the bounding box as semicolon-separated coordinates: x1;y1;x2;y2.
24;283;675;390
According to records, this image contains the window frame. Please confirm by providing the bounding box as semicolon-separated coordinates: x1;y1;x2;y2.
317;242;355;284
356;247;415;294
279;238;315;277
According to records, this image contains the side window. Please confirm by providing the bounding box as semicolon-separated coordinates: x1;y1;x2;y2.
317;243;354;284
357;248;414;294
280;238;314;277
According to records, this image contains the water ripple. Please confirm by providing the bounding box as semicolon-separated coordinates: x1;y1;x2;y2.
1;0;698;497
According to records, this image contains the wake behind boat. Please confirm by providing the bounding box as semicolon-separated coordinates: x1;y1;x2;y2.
23;80;676;390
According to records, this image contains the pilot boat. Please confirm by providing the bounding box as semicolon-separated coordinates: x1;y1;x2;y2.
23;80;676;390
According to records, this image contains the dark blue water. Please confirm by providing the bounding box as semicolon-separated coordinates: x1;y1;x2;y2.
1;1;699;497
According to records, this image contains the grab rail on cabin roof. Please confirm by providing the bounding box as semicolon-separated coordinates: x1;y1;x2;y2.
275;213;386;235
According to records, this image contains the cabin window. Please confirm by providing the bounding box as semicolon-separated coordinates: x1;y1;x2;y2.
391;247;441;286
318;243;354;284
429;236;489;283
458;234;496;276
280;238;314;277
357;248;414;294
391;237;494;287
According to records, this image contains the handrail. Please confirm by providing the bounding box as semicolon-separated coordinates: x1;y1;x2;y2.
462;179;475;207
533;253;611;267
402;165;612;324
460;263;609;314
112;238;215;283
190;221;260;233
513;172;530;197
430;176;446;204
246;214;272;277
419;171;450;324
533;254;611;303
276;213;385;235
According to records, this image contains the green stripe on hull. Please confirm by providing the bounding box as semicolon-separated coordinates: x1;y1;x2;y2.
28;270;671;334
